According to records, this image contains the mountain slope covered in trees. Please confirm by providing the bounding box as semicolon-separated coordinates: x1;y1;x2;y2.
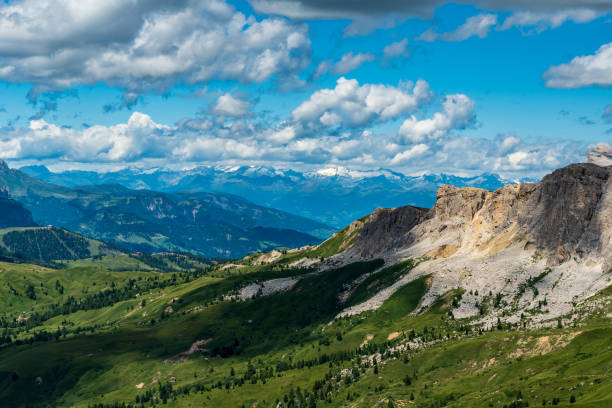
0;161;332;258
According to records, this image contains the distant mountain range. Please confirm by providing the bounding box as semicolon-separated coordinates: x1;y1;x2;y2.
0;161;332;258
20;164;532;228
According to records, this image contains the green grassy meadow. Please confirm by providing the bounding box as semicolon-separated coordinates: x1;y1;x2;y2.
0;254;610;407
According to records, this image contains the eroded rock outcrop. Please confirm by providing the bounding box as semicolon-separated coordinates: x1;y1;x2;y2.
332;161;612;326
405;183;535;258
587;143;612;167
519;163;611;264
342;205;427;260
339;163;612;266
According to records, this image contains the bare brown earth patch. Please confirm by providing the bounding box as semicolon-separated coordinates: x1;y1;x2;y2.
427;244;458;259
508;332;581;359
220;263;245;271
164;339;212;363
387;331;400;341
360;334;374;348
476;224;521;256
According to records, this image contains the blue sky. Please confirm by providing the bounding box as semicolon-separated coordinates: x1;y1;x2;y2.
0;0;610;177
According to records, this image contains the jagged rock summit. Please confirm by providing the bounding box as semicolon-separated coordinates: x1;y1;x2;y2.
587;143;612;167
328;159;612;327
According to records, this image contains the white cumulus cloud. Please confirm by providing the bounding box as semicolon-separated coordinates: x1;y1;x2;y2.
398;94;475;143
332;52;376;75
212;93;253;117
543;42;612;88
292;77;434;131
390;144;430;164
383;39;410;59
0;0;311;97
500;8;600;32
417;14;498;42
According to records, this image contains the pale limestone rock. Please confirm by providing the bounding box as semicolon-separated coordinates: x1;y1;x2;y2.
332;162;612;325
588;143;612;167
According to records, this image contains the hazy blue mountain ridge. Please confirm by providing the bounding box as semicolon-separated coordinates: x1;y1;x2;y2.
20;164;530;228
1;161;331;258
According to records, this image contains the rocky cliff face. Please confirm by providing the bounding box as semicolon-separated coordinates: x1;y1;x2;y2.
404;183;536;258
342;206;428;260
329;161;612;327
340;163;612;265
520;163;611;265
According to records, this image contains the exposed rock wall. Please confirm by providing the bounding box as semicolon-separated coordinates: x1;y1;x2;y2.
519;164;611;264
342;205;427;260
338;163;612;266
331;162;612;326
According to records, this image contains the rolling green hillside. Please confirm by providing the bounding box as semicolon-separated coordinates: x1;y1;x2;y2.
0;227;117;261
0;255;609;407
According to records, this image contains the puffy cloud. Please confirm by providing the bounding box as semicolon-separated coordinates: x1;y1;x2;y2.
0;0;310;96
174;137;261;161
313;52;375;78
398;94;475;143
0;112;172;162
292;77;434;130
212;93;253;117
332;52;375;75
0;73;591;179
499;134;521;153
543;42;612;88
312;60;332;79
390;144;430;164
383;39;410;59
436;135;585;173
0;109;589;178
267;126;297;143
416;14;498;42
408;133;587;176
499;8;600;32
